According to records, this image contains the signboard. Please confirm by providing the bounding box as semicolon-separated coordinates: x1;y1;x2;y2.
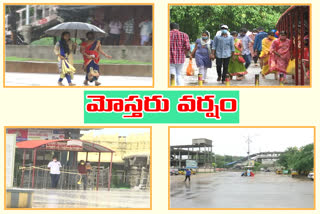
52;129;65;139
248;160;255;166
67;140;83;146
186;160;198;168
6;134;16;188
46;141;83;151
283;170;289;174
28;129;53;140
7;128;28;141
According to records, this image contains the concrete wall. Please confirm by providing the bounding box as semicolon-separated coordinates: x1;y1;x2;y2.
6;61;152;77
5;45;153;63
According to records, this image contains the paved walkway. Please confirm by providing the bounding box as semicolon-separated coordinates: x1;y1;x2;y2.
181;59;309;86
10;188;150;208
5;72;152;87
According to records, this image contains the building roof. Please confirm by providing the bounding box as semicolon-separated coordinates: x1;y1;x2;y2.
16;139;115;153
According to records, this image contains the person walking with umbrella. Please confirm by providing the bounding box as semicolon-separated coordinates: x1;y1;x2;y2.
54;31;77;86
80;31;112;86
46;22;109;86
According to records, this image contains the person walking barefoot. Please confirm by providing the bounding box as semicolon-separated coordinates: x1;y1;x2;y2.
54;31;77;86
80;32;112;86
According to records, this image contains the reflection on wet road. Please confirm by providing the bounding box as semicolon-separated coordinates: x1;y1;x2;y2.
170;171;314;208
30;188;150;208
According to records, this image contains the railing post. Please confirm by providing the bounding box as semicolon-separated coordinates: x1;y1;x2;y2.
300;7;305;85
31;149;37;188
294;9;299;85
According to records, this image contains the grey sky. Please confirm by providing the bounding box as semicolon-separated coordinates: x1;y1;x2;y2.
81;128;150;136
170;128;314;156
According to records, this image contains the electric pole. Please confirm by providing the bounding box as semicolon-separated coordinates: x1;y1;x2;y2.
245;136;253;166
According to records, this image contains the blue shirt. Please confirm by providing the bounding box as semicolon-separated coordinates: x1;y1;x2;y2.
239;35;252;55
212;35;235;58
253;32;268;51
186;170;191;176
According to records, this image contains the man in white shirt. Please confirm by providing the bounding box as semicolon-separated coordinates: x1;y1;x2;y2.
48;157;62;188
215;24;231;37
109;18;122;45
123;17;135;45
139;18;152;46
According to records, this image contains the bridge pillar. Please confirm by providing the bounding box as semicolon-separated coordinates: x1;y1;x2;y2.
22;25;32;44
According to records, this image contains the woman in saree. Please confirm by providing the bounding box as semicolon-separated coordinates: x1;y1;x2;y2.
260;31;276;79
228;31;247;80
80;31;112;86
269;31;292;82
54;31;77;86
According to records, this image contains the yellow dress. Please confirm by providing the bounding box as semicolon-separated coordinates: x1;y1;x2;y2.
54;40;76;78
260;37;275;75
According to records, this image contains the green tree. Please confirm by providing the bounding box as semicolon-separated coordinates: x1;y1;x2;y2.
253;161;261;171
277;143;314;174
292;144;314;174
277;146;299;169
170;5;290;42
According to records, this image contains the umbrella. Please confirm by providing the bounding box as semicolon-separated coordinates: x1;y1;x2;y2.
45;22;106;38
45;22;106;54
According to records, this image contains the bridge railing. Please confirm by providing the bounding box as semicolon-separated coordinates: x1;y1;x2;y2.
5;5;58;34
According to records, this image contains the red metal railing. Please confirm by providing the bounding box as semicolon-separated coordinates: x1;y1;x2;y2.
276;6;310;86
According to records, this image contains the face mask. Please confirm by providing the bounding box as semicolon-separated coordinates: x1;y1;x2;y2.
53;160;57;162
202;36;208;40
221;30;228;35
81;162;84;165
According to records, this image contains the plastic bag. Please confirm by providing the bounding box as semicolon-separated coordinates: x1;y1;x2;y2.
186;59;194;76
286;59;295;75
88;67;100;81
238;56;245;63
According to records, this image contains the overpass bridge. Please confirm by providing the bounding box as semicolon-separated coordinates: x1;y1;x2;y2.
226;151;283;168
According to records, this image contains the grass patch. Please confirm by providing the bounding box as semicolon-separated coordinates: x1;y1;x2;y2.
6;56;151;65
31;37;82;46
5;56;52;62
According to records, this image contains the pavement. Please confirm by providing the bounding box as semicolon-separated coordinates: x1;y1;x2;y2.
27;188;150;208
181;58;309;86
170;171;314;208
5;72;152;87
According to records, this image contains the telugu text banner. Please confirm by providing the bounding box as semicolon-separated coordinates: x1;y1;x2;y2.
84;91;239;124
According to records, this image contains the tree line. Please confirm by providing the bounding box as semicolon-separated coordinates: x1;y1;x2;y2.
277;143;314;174
170;5;290;42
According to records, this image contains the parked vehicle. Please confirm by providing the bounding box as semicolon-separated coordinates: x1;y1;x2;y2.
308;172;314;181
291;171;299;177
170;168;179;176
178;168;196;175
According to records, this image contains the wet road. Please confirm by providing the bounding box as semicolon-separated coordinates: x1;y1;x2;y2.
170;171;314;208
30;188;150;208
180;58;309;86
5;72;152;87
